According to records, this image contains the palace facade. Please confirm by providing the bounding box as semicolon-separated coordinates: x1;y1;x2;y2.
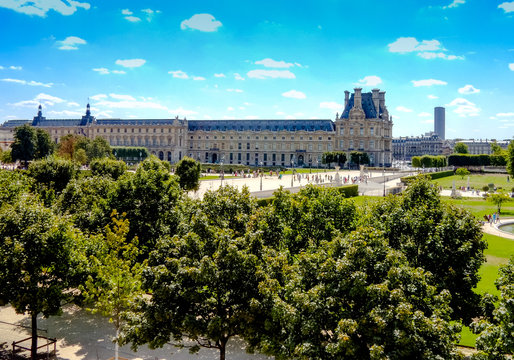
1;88;393;167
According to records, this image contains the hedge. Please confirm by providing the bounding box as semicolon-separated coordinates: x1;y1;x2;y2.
255;184;359;207
112;147;149;161
401;170;454;184
411;155;447;168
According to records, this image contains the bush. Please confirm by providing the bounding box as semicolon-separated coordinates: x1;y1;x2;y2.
27;156;77;193
401;171;454;184
336;184;359;197
90;158;128;180
482;185;489;192
112;146;149;162
175;156;201;191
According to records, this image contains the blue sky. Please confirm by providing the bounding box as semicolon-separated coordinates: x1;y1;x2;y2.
0;0;513;139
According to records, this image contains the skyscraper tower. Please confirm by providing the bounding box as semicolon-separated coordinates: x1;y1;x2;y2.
434;106;445;140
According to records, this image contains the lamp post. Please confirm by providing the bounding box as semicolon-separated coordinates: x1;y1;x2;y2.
259;161;263;191
383;166;386;197
291;155;295;188
220;155;225;187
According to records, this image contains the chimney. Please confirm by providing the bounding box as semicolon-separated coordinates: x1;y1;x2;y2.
379;91;386;108
354;88;362;109
372;88;380;118
344;90;350;108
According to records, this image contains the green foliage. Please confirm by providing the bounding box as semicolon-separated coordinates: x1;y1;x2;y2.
322;151;347;167
57;134;83;160
0;149;12;163
507;140;514;177
401;171;454;184
363;177;487;323
487;192;511;214
456;167;470;179
448;154;491;167
34;128;54;159
490;141;503;155
90;158;127;180
73;148;88;165
112;146;149;162
412;156;421;168
27;156;77;193
81;213;145;359
110;156;180;256
472;256;514;359
350;151;370;166
0;196;76;358
121;186;261;360
57;176;116;233
337;184;359;197
0;169;33;207
414;155;447;168
251;227;461;359
11;124;36;165
175;156;201;191
454;142;469;154
87;136;112;161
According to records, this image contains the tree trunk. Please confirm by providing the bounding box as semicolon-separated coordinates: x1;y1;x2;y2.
31;312;38;360
219;338;227;360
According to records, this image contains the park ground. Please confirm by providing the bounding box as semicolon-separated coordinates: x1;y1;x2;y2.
1;172;513;358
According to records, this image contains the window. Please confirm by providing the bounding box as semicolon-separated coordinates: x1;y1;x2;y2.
360;128;364;136
370;127;374;136
370;140;374;149
238;153;242;161
318;136;322;140
247;143;250;150
350;128;354;135
238;143;242;150
318;144;322;151
309;144;313;151
349;140;353;149
340;140;344;149
339;127;344;135
359;140;364;149
328;143;332;151
281;154;285;161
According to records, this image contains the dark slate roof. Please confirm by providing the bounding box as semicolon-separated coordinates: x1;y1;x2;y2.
188;120;335;132
35;119;84;126
96;119;181;126
1;120;30;128
341;92;382;119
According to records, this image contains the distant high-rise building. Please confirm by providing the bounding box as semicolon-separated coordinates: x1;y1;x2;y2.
434;107;445;140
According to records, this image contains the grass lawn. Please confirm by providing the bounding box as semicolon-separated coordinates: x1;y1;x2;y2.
433;174;512;191
199;175;236;180
441;196;514;219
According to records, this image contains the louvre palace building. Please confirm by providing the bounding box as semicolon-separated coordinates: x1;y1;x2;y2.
1;88;393;167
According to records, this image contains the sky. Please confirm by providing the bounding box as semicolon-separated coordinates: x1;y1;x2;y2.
0;0;513;139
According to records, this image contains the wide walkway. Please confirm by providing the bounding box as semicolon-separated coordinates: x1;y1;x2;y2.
481;217;514;240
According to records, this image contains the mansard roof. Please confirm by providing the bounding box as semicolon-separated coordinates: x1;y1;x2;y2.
187;119;335;132
0;120;30;128
96;119;184;126
341;92;385;119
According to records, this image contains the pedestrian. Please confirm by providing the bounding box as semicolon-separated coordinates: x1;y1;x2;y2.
493;213;496;224
497;212;501;224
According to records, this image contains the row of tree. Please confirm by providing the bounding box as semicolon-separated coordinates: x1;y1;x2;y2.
411;155;447;168
321;151;370;168
0;157;511;359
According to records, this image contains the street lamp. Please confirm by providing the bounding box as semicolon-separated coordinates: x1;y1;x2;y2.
259;161;263;191
220;155;225;187
291;155;295;188
383;166;386;197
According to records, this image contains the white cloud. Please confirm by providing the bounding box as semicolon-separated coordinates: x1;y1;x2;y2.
0;66;3;70
509;63;514;71
94;99;168;111
412;79;448;87
355;75;382;86
125;16;141;22
255;58;294;68
226;88;243;93
227;106;234;111
388;37;463;61
180;14;222;32
2;78;53;87
282;90;306;99
90;94;107;101
47;110;83;117
193;76;206;81
9;66;22;70
214;73;226;78
223;116;236;120
418;112;431;117
497;112;514;117
396;106;413;113
234;73;244;81
417;52;464;60
446;97;480;117
141;8;160;21
109;94;136;101
247;69;295;79
121;9;132;15
427;94;439;99
458;84;480;94
168;107;197;117
11;93;65;107
115;59;146;68
112;70;126;74
168;70;189;79
444;0;465;9
57;36;86;50
498;2;514;13
0;0;90;17
276;111;286;116
67;101;80;107
245;115;259;119
93;68;110;75
319;101;343;111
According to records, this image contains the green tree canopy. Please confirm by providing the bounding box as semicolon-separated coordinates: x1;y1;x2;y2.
175;156;201;191
0;196;76;359
350;151;370;166
34;128;54;159
507;140;514;177
488;191;511;214
456;167;470;179
11;124;36;166
454;142;469;154
90;158;127;180
27;156;77;193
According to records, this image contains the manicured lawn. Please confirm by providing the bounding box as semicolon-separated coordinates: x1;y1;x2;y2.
433;174;512;191
441;197;514;219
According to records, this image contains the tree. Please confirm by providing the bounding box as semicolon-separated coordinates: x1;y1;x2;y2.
27;156;77;193
0;149;12;164
472;256;514;359
121;186;263;360
34;128;54;159
322;152;347;168
0;196;75;359
175;156;201;191
454;142;469;154
73;148;88;165
249;227;461;359
81;213;145;360
456;167;470;179
363;177;486;323
321;152;334;167
11;124;36;166
490;141;503;155
90;158;127;180
0;169;33;207
57;134;83;160
412;156;421;168
350;151;370;166
507;140;514;177
87;136;112;161
488;191;511;214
